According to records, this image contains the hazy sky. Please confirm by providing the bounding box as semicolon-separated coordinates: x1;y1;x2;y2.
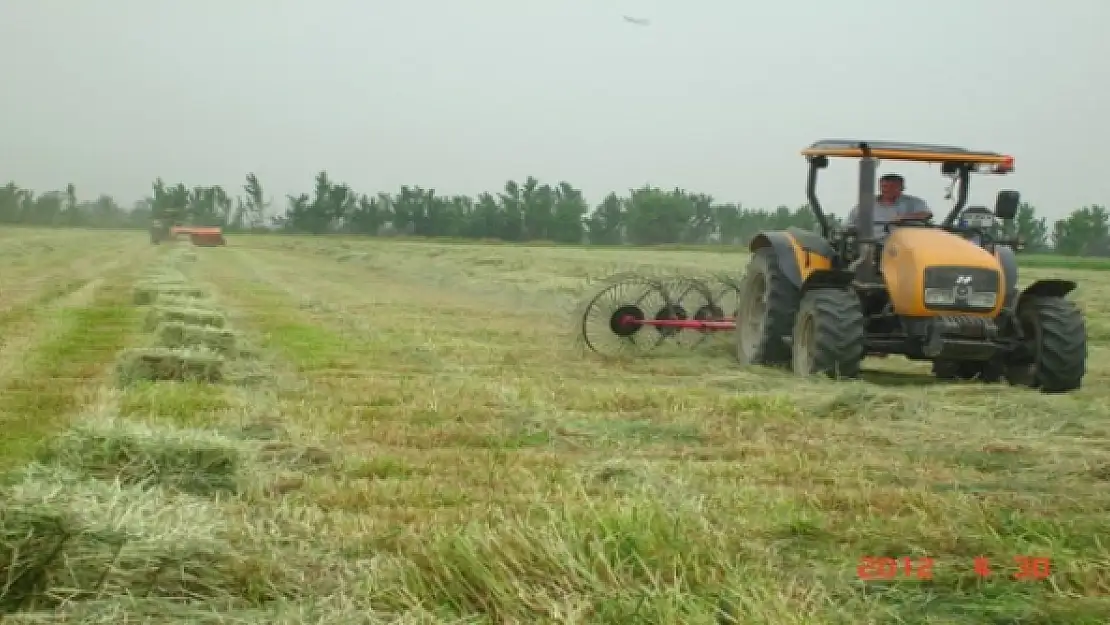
2;0;1108;221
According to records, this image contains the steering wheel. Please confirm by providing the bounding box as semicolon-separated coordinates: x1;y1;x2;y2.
894;211;934;227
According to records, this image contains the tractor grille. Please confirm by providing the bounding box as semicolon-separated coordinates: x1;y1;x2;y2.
923;267;1001;312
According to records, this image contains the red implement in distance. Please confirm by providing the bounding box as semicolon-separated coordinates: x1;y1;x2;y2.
172;226;227;246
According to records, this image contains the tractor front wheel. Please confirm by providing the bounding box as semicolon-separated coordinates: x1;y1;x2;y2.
735;247;799;367
791;288;866;379
1005;296;1087;393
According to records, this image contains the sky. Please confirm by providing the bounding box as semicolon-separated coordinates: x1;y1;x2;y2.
1;0;1108;221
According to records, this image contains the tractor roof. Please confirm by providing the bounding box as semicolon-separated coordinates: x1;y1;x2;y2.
802;139;1013;168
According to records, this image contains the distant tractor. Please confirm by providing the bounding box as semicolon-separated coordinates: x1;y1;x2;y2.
149;219;171;244
150;206;186;245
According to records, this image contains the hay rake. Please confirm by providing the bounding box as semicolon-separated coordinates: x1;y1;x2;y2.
574;271;745;357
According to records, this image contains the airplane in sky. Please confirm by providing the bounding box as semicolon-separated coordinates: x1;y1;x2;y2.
622;15;651;26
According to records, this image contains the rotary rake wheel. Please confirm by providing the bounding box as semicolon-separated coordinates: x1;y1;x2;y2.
575;271;741;358
576;273;675;357
657;275;726;348
708;272;744;323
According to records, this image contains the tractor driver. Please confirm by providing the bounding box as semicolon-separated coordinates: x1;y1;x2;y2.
846;173;933;241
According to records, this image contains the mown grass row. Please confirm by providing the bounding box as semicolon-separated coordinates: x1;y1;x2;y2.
0;269;141;471
0;248;345;622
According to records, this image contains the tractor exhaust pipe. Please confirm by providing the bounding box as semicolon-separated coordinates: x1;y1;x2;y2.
856;144;877;281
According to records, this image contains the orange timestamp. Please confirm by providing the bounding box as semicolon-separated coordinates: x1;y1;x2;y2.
857;555;1052;581
857;556;934;580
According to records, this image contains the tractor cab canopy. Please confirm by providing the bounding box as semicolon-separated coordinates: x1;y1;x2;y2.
801;139;1014;172
799;139;1017;239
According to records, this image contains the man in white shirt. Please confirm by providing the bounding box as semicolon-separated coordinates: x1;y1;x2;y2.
846;173;933;240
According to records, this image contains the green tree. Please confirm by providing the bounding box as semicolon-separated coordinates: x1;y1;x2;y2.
1008;202;1048;252
550;182;588;244
586;192;624;244
240;173;268;229
1053;205;1109;255
498;181;524;241
0;173;1102;259
624;187;694;245
346;193;389;235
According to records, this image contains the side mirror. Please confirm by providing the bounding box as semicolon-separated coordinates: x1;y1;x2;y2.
994;190;1020;220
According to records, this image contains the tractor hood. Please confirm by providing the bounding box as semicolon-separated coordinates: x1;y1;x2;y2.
881;227;1004;317
883;228;999;269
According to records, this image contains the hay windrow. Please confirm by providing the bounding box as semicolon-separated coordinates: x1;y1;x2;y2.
156;321;239;354
143;305;226;331
115;347;225;385
0;466;296;612
154;293;210;308
39;415;249;495
138;271;185;283
132;281;203;306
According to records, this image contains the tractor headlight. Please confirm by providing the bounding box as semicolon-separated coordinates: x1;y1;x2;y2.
923;267;1003;310
924;288;956;305
967;292;997;308
924;288;997;308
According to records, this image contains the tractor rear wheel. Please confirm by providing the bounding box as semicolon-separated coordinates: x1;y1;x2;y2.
791;288;866;378
735;247;799;367
1004;296;1087;393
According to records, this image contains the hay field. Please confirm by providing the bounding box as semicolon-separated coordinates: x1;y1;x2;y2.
2;228;1110;624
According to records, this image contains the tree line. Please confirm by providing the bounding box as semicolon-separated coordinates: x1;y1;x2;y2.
0;173;1107;254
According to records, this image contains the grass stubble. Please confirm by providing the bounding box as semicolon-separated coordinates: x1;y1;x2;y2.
0;231;1109;623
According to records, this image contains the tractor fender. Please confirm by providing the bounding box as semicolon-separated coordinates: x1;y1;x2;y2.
749;228;835;289
995;245;1019;297
1018;279;1077;307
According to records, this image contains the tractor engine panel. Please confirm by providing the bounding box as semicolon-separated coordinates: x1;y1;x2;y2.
881;228;1004;318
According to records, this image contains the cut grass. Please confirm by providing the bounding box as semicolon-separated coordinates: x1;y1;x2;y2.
41;414;247;496
181;237;1110;623
0;465;296;613
3;229;1110;623
115;346;225;385
143;305;226;331
0;278;145;471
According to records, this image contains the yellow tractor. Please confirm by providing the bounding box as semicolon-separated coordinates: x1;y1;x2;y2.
736;139;1087;393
